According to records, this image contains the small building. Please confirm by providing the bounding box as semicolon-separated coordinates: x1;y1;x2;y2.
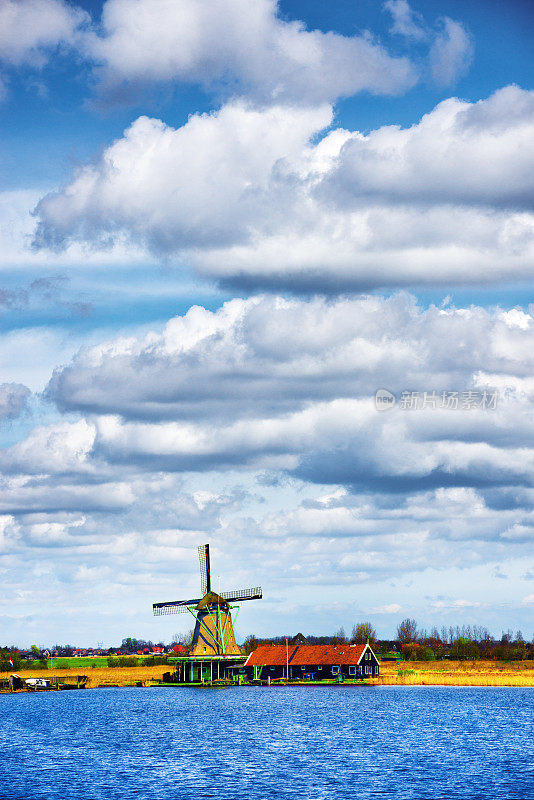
163;654;246;684
244;642;380;681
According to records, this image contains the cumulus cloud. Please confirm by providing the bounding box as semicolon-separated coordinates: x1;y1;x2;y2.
39;293;534;507
0;419;95;475
34;87;534;292
45;293;534;421
34;102;333;252
3;293;534;639
85;0;416;103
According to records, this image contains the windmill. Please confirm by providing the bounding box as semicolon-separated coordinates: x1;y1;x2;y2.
153;544;262;657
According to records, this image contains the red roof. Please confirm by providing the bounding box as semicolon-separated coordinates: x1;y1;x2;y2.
245;643;371;667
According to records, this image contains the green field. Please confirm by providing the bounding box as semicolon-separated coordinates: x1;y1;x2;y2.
48;657;110;669
21;656;151;670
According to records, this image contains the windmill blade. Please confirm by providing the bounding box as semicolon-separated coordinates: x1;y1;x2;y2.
153;597;201;616
153;605;189;616
198;543;211;595
220;587;262;602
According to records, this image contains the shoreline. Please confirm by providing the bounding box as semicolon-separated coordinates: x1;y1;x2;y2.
1;660;533;692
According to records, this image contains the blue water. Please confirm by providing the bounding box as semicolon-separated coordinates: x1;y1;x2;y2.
0;686;532;800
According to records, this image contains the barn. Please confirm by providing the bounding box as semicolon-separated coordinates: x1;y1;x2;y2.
244;642;380;681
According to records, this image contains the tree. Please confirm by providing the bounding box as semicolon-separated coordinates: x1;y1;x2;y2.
396;618;419;645
174;629;195;651
242;635;259;655
332;627;347;644
30;645;40;659
350;622;377;645
449;637;478;660
402;643;435;661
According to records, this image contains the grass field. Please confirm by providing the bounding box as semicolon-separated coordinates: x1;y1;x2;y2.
378;660;534;686
4;664;169;688
20;656;159;670
48;657;110;669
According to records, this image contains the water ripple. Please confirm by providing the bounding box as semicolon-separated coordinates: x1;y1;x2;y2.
0;686;532;799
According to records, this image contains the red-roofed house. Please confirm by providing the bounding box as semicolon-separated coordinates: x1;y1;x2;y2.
244;642;379;681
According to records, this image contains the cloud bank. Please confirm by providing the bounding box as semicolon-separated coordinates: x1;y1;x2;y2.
2;294;534;640
34;87;534;291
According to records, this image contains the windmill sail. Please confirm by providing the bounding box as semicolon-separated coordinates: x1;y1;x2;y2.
153;598;201;615
198;543;211;595
220;587;262;602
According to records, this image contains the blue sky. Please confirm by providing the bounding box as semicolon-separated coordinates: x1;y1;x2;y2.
0;0;533;647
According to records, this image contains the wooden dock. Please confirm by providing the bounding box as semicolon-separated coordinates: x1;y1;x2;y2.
0;675;88;692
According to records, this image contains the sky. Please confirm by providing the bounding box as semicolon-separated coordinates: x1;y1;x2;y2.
1;0;533;648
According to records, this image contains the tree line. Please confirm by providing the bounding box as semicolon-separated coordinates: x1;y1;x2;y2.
2;620;533;669
242;620;534;661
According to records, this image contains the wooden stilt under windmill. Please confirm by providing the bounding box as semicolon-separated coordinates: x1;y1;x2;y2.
153;544;262;684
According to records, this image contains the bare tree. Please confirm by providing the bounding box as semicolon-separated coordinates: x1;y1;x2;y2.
351;622;377;644
332;626;347;644
173;629;195;651
430;627;441;643
396;618;419;645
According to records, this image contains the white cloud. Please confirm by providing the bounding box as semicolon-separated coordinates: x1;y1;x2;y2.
385;2;472;87
86;0;416;103
33;88;534;292
37;294;534;515
384;0;427;41
0;0;87;66
429;17;473;88
34;103;333;251
45;293;534;423
0;419;95;475
0;189;150;270
371;604;402;614
3;292;531;531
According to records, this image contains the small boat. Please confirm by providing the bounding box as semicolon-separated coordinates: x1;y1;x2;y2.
25;678;52;690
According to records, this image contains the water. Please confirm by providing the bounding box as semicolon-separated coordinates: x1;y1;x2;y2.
0;686;532;800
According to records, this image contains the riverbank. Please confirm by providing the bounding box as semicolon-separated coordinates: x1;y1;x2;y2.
0;664;169;691
2;660;533;690
378;659;534;686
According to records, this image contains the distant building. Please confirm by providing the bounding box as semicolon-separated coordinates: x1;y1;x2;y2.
244;642;379;681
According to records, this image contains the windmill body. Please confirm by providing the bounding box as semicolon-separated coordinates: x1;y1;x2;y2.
153;544;262;659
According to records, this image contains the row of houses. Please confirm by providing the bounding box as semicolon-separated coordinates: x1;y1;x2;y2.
11;643;188;660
